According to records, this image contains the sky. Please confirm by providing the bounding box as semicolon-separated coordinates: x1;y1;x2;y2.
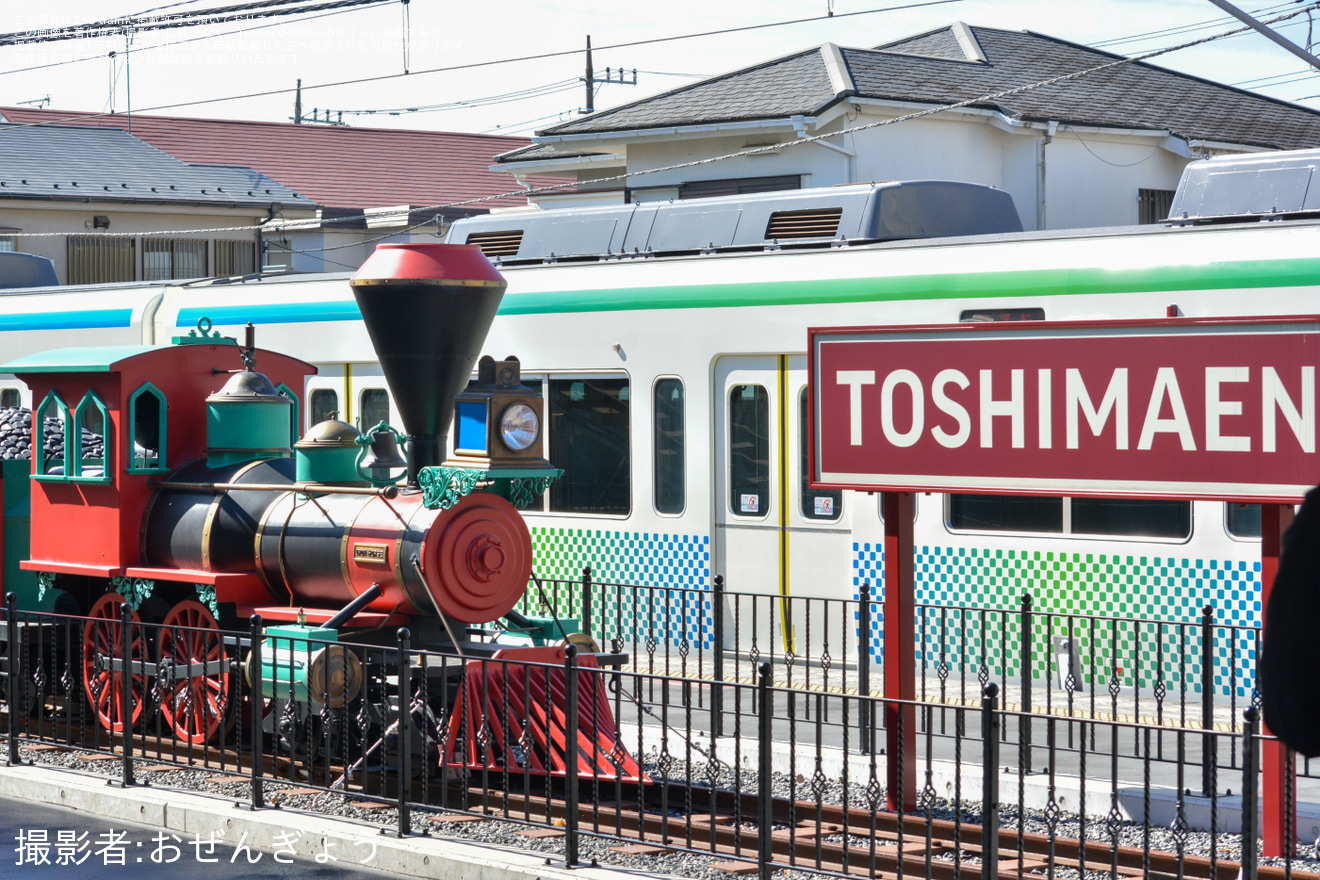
2;0;1320;138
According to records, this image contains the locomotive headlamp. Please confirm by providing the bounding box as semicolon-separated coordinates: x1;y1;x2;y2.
449;355;552;471
499;402;539;451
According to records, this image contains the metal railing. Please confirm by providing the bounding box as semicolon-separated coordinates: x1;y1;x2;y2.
3;591;1315;879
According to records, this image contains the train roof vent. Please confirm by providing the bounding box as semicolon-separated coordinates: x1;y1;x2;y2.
465;229;524;258
765;207;844;240
1168;148;1320;224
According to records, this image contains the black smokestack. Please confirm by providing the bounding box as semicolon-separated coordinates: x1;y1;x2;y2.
350;244;507;488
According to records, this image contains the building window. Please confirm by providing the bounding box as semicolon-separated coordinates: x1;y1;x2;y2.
34;391;69;477
653;378;685;515
549;378;630;515
0;228;18;252
68;236;135;284
676;175;801;201
309;389;338;427
1139;189;1176;225
359;388;390;432
729;384;769;517
799;388;841;521
128;383;167;473
72;391;111;481
0;388;19;408
144;238;207;281
215;240;257;277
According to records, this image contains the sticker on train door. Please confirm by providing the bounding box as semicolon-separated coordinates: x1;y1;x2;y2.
740;494;759;514
814;496;834;517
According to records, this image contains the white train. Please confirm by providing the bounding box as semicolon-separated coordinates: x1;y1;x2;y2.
2;150;1312;697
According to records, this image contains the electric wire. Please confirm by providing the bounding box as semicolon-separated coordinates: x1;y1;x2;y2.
339;79;582;116
3;6;1310;248
0;0;968;131
0;1;394;82
1089;0;1302;48
0;0;392;46
274;4;1320;256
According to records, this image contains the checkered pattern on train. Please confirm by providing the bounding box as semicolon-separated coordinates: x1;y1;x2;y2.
853;544;1261;700
527;527;714;650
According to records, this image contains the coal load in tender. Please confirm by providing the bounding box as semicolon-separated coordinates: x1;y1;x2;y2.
0;407;100;462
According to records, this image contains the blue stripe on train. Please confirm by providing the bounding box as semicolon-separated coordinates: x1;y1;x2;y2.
176;301;361;326
0;309;134;331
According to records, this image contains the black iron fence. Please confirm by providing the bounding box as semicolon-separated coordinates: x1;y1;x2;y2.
530;570;1272;766
2;591;1315;879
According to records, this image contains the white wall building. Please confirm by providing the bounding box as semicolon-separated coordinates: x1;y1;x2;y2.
495;24;1320;230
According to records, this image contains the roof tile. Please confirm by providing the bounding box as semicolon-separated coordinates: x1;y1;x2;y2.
0;109;561;210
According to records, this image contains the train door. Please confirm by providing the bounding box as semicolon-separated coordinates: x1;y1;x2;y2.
713;355;854;655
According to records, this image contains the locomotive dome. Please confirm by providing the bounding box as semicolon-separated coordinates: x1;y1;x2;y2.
295;418;359;448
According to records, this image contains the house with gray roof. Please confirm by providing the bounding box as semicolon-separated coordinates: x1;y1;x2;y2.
0;122;317;284
495;23;1320;229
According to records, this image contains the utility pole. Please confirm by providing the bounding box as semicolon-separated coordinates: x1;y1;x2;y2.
293;79;303;124
584;36;594;113
581;35;637;115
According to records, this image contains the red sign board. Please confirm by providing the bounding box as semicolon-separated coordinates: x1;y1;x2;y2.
809;317;1320;502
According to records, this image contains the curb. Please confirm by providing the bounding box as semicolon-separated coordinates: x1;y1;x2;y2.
0;762;666;880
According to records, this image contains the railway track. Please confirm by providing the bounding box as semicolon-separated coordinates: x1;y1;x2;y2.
4;709;1311;880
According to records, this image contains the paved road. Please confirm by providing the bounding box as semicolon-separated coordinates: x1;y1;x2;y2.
0;794;392;879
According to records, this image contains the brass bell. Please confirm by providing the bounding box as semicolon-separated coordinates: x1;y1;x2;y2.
358;424;408;472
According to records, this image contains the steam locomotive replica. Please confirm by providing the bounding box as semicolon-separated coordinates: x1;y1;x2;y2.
0;244;615;771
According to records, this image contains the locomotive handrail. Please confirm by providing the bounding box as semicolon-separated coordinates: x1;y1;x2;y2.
148;479;399;498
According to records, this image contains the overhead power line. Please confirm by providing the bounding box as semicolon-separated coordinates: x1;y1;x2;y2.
0;1;390;81
0;0;967;128
9;6;1299;254
0;0;392;46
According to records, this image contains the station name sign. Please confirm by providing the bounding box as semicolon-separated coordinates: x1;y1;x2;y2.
808;317;1320;502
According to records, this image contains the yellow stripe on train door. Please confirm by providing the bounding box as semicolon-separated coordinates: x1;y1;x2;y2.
778;354;795;655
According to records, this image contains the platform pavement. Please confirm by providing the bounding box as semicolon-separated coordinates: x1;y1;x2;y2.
611;717;1320;846
0;761;673;880
619;652;1258;733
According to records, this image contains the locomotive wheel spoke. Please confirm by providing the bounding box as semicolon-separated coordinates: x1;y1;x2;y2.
159;600;230;744
81;593;148;734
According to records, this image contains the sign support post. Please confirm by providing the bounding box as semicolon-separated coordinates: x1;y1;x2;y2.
882;491;917;811
1261;502;1296;858
809;315;1320;838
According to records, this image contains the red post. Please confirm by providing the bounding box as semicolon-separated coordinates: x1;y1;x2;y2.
882;491;916;811
1261;502;1295;858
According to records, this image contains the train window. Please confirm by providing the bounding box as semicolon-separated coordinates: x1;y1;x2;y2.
309;388;338;426
33;391;69;477
949;494;1063;533
947;494;1191;539
548;378;630;515
359;388;390;432
127;383;167;473
729;384;769;517
1071;497;1190;539
72;391;111;481
1227;503;1262;539
799;388;841;521
653;378;685;515
959;308;1045;322
0;388;18;408
275;384;299;442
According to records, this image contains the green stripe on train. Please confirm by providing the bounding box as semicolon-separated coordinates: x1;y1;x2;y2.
497;257;1320;315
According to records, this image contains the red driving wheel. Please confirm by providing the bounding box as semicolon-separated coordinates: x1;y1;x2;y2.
82;593;149;734
159;600;231;744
